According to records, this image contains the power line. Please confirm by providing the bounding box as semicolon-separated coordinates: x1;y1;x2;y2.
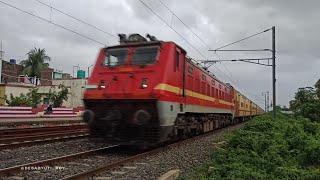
209;53;266;105
34;0;117;39
213;28;272;51
210;49;271;52
156;0;243;90
138;0;207;59
0;0;106;46
157;1;265;99
140;0;254;97
158;0;211;49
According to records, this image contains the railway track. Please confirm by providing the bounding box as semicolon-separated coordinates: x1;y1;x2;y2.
62;124;240;180
0;124;89;149
0;145;119;177
0;121;247;179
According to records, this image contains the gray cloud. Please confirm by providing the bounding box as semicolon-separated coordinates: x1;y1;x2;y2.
0;0;319;107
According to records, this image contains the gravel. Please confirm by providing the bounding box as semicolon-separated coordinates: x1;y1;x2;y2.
1;123;245;179
96;123;246;180
17;152;130;180
0;138;108;169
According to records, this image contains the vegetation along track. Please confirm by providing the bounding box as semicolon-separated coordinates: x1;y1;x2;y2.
0;124;89;149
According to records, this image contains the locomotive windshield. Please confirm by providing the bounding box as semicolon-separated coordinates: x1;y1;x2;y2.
105;49;128;67
131;47;158;65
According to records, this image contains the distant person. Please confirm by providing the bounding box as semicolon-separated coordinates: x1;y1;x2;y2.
45;104;53;114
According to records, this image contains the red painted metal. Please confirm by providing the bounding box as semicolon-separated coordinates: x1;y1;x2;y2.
84;41;234;112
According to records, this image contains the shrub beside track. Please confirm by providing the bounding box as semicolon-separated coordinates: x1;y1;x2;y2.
190;112;320;179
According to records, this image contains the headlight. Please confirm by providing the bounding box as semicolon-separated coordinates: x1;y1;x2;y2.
141;78;148;89
98;80;106;89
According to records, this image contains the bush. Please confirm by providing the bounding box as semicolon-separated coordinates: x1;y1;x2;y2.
192;112;320;179
47;84;69;107
5;88;41;107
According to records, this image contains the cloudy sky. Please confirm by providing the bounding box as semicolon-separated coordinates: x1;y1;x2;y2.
0;0;319;107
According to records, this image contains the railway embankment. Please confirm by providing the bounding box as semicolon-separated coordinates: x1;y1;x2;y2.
187;112;320;179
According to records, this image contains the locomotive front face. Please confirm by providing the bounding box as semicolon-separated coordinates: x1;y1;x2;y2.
83;42;166;147
83;99;160;146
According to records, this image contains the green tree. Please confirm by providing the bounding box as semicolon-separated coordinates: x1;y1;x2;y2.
5;93;30;106
5;88;42;107
26;88;42;108
48;84;69;107
290;82;320;121
315;79;320;99
20;48;50;78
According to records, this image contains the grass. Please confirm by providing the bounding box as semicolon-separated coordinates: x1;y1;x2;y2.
186;112;320;179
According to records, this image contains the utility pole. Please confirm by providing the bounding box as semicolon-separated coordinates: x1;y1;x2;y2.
272;26;276;118
264;93;267;112
0;40;3;83
266;91;270;112
206;26;276;118
0;40;3;60
262;91;270;112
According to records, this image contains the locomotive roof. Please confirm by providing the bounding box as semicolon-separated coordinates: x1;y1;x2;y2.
184;54;232;89
106;41;163;49
105;41;187;53
105;41;229;89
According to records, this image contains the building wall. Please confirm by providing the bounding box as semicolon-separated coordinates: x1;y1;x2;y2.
40;67;54;86
0;84;34;106
51;79;86;108
1;60;56;86
0;85;5;105
0;79;86;108
1;60;24;83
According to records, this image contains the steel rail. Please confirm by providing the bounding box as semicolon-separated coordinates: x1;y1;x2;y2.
0;145;119;176
0;129;88;141
62;122;247;180
0;133;89;150
0;124;87;135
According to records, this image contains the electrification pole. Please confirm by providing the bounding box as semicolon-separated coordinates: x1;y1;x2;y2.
272;26;276;118
206;26;276;118
264;93;267;112
267;91;270;112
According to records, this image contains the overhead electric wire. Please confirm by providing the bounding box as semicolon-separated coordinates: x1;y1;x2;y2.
213;28;272;51
138;0;207;59
139;0;245;88
158;0;211;49
151;0;261;103
34;0;117;39
0;0;106;45
156;0;262;100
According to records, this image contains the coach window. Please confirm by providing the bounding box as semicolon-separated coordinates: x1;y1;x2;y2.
188;66;193;74
105;49;128;66
211;87;215;97
132;47;158;65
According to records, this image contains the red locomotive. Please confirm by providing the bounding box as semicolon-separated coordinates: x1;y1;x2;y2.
83;34;263;148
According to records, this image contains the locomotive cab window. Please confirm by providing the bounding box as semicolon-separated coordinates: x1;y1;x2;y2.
132;47;158;65
105;49;128;67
